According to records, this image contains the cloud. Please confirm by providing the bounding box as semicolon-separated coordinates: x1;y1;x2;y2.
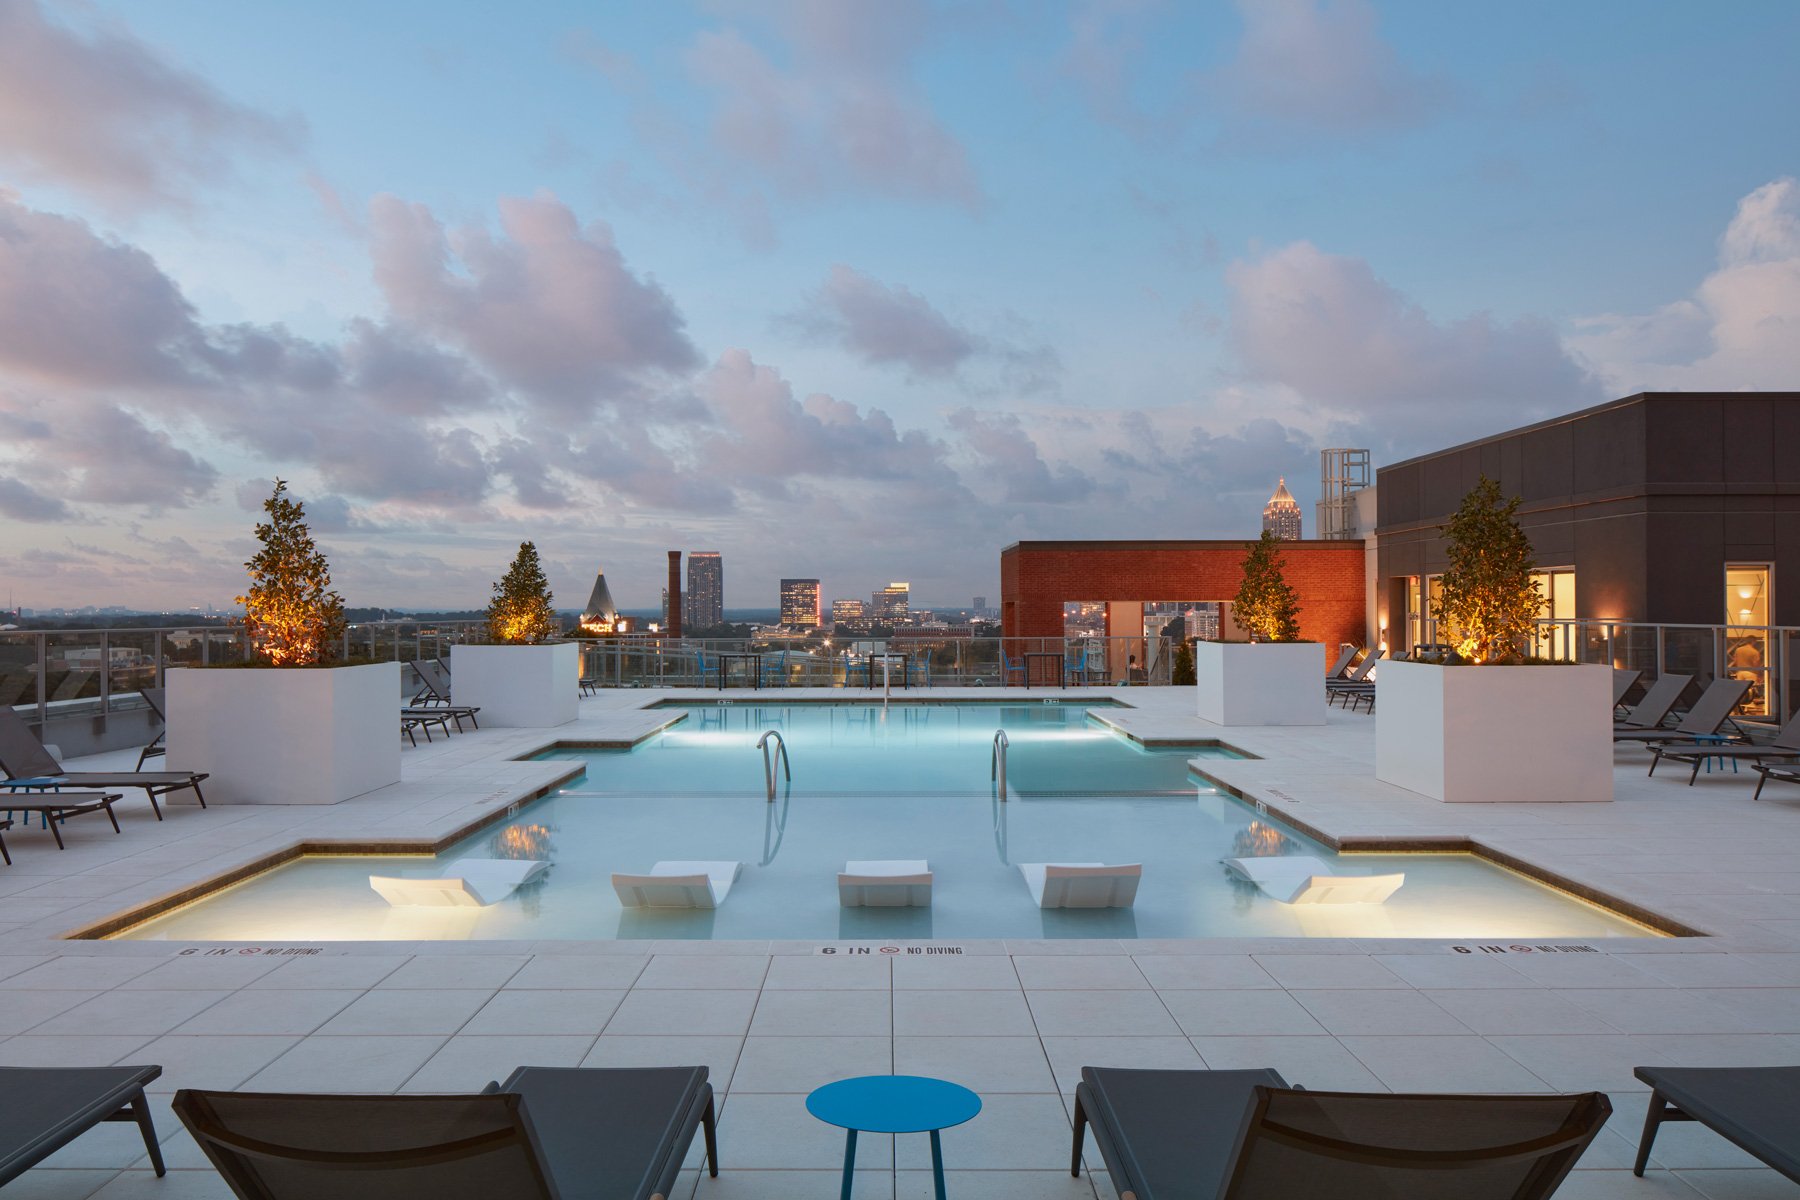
1208;0;1448;138
1567;178;1800;391
947;408;1101;503
0;474;71;521
792;264;980;377
1055;0;1168;136
0;0;297;210
1225;240;1601;435
686;2;979;208
0;394;217;511
368;191;700;420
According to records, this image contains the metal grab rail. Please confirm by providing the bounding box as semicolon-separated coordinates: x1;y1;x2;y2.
991;729;1009;802
757;730;790;803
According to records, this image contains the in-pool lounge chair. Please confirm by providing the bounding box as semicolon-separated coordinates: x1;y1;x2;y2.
1071;1067;1609;1200
838;860;932;907
1019;862;1141;908
0;1065;166;1187
1614;673;1694;730
175;1065;717;1200
612;861;742;909
1223;855;1406;905
1633;1065;1800;1183
1613;677;1749;745
1648;709;1800;783
0;707;207;819
370;858;548;907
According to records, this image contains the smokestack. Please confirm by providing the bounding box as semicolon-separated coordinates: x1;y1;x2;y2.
667;550;682;638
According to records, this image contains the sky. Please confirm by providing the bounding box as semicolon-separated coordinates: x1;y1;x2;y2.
0;0;1797;613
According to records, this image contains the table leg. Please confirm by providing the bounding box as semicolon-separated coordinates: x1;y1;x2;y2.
930;1128;946;1200
840;1127;858;1200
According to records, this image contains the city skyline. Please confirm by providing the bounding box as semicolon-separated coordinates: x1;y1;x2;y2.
1;2;1797;610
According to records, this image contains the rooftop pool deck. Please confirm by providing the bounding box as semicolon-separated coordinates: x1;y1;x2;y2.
1;687;1796;1198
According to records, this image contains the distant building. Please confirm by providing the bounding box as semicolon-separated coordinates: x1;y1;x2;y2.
780;578;821;628
831;598;865;625
872;581;910;622
686;551;723;629
578;565;624;633
973;595;987;613
1263;478;1303;540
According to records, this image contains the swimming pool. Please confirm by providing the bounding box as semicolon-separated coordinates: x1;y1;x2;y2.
112;702;1656;941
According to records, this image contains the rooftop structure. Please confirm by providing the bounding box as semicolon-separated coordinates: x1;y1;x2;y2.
1317;448;1372;540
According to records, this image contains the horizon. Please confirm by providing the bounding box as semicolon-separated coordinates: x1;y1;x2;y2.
2;0;1797;610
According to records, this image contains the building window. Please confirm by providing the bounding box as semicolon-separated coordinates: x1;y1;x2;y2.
1529;569;1576;660
1403;575;1421;648
1726;564;1772;716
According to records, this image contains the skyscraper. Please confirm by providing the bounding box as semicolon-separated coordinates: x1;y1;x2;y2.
832;598;865;625
872;581;910;622
1262;478;1302;540
779;579;821;628
686;551;723;630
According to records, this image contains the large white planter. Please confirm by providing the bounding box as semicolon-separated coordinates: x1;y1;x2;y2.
1375;660;1613;803
1195;641;1327;726
451;642;578;728
166;661;401;805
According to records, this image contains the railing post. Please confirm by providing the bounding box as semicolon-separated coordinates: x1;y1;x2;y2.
34;632;46;725
154;631;165;688
99;630;112;713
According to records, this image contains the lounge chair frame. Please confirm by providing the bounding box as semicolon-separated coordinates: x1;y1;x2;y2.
0;707;207;819
0;1065;165;1186
1633;1065;1800;1183
0;791;121;849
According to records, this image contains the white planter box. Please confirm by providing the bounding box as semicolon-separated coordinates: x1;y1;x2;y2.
1375;660;1613;803
166;661;401;805
451;642;578;728
1194;640;1327;726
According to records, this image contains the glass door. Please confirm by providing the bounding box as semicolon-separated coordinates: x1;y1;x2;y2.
1725;564;1772;716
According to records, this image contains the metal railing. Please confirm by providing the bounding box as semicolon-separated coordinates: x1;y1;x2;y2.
991;729;1010;801
757;731;790;802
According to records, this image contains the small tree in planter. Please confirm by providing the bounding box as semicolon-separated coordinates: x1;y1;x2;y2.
236;479;346;665
487;541;557;645
1435;476;1541;664
1170;638;1196;686
1233;530;1302;642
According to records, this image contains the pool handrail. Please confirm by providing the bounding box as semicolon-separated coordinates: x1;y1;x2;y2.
758;730;790;803
991;729;1009;801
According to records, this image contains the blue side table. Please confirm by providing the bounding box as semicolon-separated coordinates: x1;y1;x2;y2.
806;1075;981;1200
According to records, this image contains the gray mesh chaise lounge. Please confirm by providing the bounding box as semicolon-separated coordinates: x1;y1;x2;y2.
1071;1066;1609;1199
407;661;481;730
1614;673;1694;729
1612;668;1643;711
135;686;167;769
1633;1065;1800;1182
1613;677;1749;745
1648;709;1800;783
1753;761;1800;800
174;1064;716;1200
0;706;208;819
0;1065;166;1186
0;791;122;848
1325;645;1358;681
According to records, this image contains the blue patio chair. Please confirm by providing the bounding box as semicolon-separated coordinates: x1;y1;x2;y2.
910;650;933;688
999;649;1025;686
760;651;788;688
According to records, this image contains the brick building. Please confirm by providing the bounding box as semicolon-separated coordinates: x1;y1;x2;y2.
999;539;1368;676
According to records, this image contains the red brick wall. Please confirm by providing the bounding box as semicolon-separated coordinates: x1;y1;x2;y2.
1000;540;1367;668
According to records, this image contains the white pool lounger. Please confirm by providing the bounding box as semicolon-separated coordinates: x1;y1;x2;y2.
1222;855;1405;905
369;858;548;908
1018;862;1142;909
611;860;743;909
838;860;933;907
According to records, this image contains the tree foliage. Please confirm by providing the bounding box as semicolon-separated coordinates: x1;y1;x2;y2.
1436;475;1541;664
236;479;345;666
1233;530;1302;642
1171;638;1196;685
487;541;557;644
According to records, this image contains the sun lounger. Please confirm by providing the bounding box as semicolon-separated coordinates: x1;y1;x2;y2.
174;1064;717;1200
1633;1065;1800;1182
0;818;9;865
1326;648;1383;705
400;708;456;745
1071;1066;1609;1200
0;707;207;819
408;661;481;729
1615;672;1694;729
0;791;122;849
1325;645;1358;680
370;858;548;907
838;859;933;907
1223;855;1406;904
135;686;168;769
1612;667;1643;712
612;860;742;909
1648;709;1800;783
1752;760;1800;801
1613;677;1749;744
1019;862;1141;908
0;1065;166;1186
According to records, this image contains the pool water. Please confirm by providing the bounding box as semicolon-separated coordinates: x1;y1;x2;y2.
113;703;1656;942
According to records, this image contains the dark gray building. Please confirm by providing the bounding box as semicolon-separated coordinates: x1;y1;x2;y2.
1376;392;1800;647
685;551;723;630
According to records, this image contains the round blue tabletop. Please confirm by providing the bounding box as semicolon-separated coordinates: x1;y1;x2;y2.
806;1075;982;1134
